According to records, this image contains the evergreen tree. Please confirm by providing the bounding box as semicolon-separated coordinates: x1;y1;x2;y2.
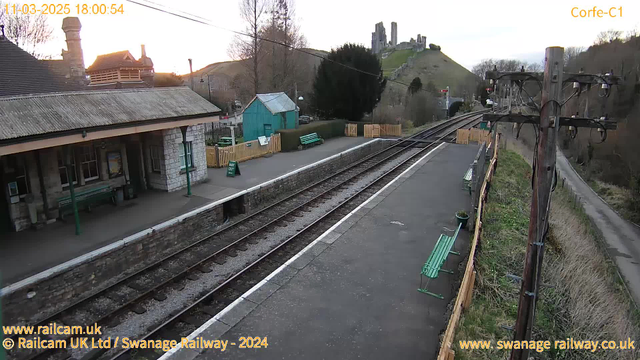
312;44;386;121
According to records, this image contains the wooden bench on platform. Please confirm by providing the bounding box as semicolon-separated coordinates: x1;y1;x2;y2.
57;185;115;220
462;166;473;193
298;133;323;149
418;223;462;299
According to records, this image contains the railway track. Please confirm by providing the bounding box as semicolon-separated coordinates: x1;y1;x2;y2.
6;111;486;360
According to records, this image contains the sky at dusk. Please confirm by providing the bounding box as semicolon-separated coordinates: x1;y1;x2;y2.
28;0;640;74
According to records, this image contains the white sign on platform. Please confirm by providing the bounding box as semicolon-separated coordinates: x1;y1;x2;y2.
258;136;269;146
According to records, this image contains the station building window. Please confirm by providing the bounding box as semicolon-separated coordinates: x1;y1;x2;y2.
179;142;193;169
57;149;77;187
150;145;163;173
6;155;30;199
80;145;100;181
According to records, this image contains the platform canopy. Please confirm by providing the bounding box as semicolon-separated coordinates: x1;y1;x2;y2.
0;87;221;155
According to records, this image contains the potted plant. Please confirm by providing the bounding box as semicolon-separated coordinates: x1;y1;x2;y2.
456;210;469;228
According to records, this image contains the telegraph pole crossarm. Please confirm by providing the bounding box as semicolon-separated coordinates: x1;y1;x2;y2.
482;113;617;130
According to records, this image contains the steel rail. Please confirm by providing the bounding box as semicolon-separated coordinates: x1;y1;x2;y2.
105;113;485;360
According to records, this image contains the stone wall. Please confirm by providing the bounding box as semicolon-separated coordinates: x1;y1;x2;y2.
1;139;392;326
162;125;208;192
244;139;391;212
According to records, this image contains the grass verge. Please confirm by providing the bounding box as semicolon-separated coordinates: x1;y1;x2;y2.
567;157;640;224
453;149;639;360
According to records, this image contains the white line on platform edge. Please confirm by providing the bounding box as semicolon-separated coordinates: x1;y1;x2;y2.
157;142;446;360
1;139;383;297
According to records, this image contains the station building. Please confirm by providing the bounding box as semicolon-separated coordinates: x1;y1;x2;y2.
0;87;221;233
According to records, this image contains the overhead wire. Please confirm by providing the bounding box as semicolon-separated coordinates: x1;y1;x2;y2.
126;0;436;94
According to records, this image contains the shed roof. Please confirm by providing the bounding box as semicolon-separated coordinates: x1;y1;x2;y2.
252;92;297;115
0;87;220;142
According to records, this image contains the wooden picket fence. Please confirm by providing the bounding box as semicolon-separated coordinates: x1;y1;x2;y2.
345;124;358;137
206;133;281;168
364;124;401;138
437;133;499;360
456;128;491;145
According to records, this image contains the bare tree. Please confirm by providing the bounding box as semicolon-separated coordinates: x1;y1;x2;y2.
563;46;585;69
228;0;268;95
594;29;623;45
471;59;494;79
0;1;54;58
526;61;543;72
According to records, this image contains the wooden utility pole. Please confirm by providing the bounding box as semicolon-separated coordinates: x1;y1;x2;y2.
509;47;564;360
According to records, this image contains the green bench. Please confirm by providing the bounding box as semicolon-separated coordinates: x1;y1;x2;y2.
298;133;323;149
218;137;234;147
418;223;462;299
57;185;115;220
463;166;473;193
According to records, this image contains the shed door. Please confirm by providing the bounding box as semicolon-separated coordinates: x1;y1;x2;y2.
263;124;273;137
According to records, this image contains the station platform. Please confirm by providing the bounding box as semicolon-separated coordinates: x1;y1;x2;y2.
166;142;480;360
0;137;372;286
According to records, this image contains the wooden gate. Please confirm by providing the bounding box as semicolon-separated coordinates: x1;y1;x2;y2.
345;124;358;137
364;124;381;138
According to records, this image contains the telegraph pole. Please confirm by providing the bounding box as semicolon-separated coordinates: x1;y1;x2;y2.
510;47;564;360
483;52;620;360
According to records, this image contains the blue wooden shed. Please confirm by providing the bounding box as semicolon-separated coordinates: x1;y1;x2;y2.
242;92;298;141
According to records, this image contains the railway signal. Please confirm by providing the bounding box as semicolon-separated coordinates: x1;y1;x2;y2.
483;46;621;360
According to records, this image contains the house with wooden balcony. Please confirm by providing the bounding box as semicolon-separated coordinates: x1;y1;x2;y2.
86;46;154;88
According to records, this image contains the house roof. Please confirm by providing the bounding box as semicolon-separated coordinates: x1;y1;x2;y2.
0;37;84;96
0;87;221;142
86;50;149;72
250;92;297;115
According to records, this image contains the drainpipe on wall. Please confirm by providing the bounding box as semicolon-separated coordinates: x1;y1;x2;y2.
180;126;192;197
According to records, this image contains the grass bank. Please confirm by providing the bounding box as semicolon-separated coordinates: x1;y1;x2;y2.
453;149;639;360
567;157;640;224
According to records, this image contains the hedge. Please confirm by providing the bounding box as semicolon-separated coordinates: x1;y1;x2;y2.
277;120;346;151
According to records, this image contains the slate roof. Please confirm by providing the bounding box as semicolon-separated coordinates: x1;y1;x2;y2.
0;87;221;142
253;92;297;115
0;37;83;96
86;50;150;72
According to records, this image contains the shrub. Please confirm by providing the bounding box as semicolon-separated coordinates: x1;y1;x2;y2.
278;120;346;151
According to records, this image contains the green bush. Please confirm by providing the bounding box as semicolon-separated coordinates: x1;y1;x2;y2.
278;120;346;151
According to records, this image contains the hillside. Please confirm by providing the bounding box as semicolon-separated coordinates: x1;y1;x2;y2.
385;49;479;98
381;49;414;77
181;48;328;106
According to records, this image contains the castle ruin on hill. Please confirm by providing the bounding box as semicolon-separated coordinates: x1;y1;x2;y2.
371;22;427;55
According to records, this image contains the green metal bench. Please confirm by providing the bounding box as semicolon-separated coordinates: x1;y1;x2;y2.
418;223;462;299
299;133;323;149
57;185;115;220
463;166;473;193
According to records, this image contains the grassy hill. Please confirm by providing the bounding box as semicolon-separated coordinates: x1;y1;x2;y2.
384;49;479;98
381;49;415;77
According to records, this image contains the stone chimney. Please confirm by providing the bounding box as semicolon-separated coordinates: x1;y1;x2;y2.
141;44;147;58
61;17;86;82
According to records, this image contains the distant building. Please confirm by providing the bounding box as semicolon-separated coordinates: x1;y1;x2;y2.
86;46;154;88
391;22;398;47
242;93;297;141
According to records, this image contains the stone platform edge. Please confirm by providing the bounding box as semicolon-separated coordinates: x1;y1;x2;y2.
158;142;448;360
0;139;388;297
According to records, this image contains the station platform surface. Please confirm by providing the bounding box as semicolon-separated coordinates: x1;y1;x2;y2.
0;137;371;286
168;142;480;360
